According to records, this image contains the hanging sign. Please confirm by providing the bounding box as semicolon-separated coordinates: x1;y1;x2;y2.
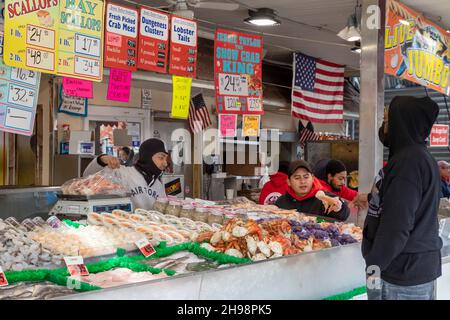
0;32;41;136
169;16;197;78
137;7;169;73
58;86;88;116
171;75;192;119
64;256;89;276
4;0;60;73
141;88;152;108
58;0;105;81
63;77;93;98
242;114;260;137
218;114;237;137
104;3;138;71
214;29;263;114
385;0;450;96
430;124;449;147
0;267;8;287
106;68;131;102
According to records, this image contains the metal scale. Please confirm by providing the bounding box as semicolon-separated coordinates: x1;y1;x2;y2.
49;193;132;218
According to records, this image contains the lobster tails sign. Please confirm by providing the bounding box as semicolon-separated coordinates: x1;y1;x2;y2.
385;0;450;96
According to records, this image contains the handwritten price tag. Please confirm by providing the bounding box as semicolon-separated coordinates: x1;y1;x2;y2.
75;34;101;57
74;56;101;78
0;267;8;287
136;239;156;258
224;96;242;112
64;256;89;277
247;97;262;112
10;68;38;86
171;75;192;119
219;73;248;96
26;48;55;71
8;84;35;108
26;25;55;50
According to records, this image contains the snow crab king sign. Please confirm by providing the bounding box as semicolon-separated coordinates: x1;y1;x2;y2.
385;0;450;96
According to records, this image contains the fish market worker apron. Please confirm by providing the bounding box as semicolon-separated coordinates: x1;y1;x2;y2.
83;138;169;210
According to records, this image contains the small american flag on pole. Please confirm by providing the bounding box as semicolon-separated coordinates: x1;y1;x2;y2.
189;93;212;134
292;52;345;123
298;120;319;148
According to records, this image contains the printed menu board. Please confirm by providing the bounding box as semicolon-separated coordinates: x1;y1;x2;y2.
104;3;138;71
137;7;169;73
169;15;197;78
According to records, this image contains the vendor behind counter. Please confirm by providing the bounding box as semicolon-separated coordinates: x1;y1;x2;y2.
83;138;169;210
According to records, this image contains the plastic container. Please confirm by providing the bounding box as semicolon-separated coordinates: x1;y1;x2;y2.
208;210;224;225
179;204;195;220
165;201;182;217
193;207;209;223
153;197;169;214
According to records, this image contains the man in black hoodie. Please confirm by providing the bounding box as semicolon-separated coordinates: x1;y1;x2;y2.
362;96;442;300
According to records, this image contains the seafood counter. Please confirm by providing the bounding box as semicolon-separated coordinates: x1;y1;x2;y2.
0;197;366;300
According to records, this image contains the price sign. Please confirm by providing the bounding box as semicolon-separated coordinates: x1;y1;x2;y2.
224;96;242;111
5;107;33;131
64;256;89;277
10;68;38;86
135;239;156;258
247;97;262;112
0;267;8;287
26;48;55;71
75;34;101;57
8;84;35;108
171;75;192;119
218;74;248;96
26;25;55;49
74;56;101;77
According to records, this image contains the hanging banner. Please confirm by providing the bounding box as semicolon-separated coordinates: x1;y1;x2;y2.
58;86;88;116
218;114;237;137
429;124;449;147
137;7;169;73
4;0;60;73
385;0;450;96
58;0;105;81
169;16;197;78
63;77;93;98
171;75;192;119
242;114;260;137
104;3;138;71
107;68;131;102
214;29;263;115
0;32;41;136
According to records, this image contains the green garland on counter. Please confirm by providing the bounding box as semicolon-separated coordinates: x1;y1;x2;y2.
62;219;84;229
323;286;367;300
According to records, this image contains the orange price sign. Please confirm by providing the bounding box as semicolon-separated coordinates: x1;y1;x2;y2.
136;239;156;258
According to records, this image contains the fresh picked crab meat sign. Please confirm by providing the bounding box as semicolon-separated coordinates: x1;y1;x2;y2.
214;29;263;115
104;3;138;71
429;124;449;147
169;16;197;78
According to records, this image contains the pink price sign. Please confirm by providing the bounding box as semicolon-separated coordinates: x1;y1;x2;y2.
107;68;132;102
63;77;93;99
219;114;237;137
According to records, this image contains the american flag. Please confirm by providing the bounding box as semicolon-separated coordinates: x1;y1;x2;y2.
292;52;345;123
298;120;319;148
189;93;212;134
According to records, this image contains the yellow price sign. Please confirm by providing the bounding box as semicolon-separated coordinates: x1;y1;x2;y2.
171;75;192;119
242;115;260;137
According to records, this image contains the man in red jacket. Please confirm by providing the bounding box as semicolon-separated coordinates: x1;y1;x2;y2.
259;161;290;205
314;159;357;201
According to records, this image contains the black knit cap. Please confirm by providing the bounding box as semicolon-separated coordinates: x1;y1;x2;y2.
288;160;313;178
325;160;347;176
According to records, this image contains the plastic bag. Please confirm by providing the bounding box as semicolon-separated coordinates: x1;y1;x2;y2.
61;168;127;196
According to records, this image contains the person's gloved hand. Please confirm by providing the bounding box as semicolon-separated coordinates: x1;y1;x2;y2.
100;155;121;169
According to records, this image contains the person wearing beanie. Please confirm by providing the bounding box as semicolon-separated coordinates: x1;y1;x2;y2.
438;160;450;198
275;160;350;221
313;159;357;201
259;161;290;205
83;138;169;210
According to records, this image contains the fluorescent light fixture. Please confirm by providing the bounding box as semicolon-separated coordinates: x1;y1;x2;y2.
337;13;361;42
245;8;281;26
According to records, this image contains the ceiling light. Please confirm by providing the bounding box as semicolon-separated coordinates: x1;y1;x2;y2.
337;13;361;42
351;41;361;53
244;8;281;26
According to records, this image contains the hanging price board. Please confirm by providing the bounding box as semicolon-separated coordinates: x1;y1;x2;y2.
4;0;60;73
64;256;89;276
104;3;138;71
171;75;192;119
0;32;41;136
0;267;8;287
214;29;263;115
135;238;156;258
169;16;197;78
58;0;105;81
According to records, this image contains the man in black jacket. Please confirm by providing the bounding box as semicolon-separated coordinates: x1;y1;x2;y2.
275;160;350;221
362;96;442;300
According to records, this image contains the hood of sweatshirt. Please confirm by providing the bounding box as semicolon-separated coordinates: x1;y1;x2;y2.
269;172;288;187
